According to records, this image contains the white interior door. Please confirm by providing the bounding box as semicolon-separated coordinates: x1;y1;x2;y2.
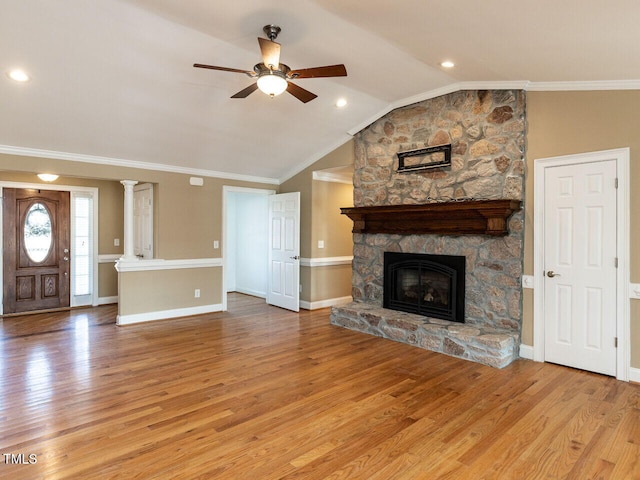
543;159;617;375
133;183;153;259
267;192;300;311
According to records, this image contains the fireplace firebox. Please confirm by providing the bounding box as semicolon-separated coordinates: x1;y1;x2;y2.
383;252;465;323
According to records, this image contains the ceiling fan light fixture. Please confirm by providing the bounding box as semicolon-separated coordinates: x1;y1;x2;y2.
193;25;346;103
257;71;287;97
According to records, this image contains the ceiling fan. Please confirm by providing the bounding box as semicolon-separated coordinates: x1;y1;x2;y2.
194;25;347;103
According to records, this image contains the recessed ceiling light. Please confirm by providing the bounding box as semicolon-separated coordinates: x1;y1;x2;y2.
335;98;347;108
7;69;30;82
440;61;455;68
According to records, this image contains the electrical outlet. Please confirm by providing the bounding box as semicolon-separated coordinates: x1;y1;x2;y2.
194;289;200;298
318;240;325;249
213;240;219;249
114;238;120;247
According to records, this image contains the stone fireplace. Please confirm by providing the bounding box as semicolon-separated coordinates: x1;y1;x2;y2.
330;90;526;368
384;252;465;323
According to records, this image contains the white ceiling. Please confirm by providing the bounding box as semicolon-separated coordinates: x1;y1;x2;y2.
2;0;639;184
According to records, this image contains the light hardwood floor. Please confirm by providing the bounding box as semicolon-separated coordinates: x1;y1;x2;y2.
1;294;639;479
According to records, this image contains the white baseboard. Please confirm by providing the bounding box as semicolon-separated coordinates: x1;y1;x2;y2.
98;296;118;305
300;296;352;310
117;303;223;325
519;344;534;360
520;344;639;383
233;287;266;299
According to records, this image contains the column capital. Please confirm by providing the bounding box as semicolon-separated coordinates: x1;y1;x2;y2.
121;180;139;188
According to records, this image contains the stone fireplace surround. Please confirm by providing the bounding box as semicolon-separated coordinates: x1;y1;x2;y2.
330;90;526;368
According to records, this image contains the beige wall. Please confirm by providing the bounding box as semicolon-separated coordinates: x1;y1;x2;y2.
281;140;354;304
98;263;119;298
0;153;276;315
525;90;640;367
308;264;353;303
118;267;221;316
311;180;354;258
0;154;275;258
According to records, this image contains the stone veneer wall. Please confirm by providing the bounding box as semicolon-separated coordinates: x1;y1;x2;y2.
350;90;526;335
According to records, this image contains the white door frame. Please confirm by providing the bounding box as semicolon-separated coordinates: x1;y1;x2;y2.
533;148;630;381
221;186;275;311
0;181;100;313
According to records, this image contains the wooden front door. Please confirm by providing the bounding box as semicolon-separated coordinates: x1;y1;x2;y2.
3;188;71;314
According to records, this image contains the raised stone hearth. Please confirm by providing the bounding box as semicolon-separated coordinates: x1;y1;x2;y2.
331;302;518;368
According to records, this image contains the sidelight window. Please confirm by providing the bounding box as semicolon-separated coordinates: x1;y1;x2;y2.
72;193;93;300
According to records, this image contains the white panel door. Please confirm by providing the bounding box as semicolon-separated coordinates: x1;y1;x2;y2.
267;192;300;311
133;184;153;259
544;160;617;375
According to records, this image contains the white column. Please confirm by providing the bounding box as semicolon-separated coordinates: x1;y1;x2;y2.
120;180;138;261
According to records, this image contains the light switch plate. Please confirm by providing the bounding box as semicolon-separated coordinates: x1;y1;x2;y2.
522;275;534;289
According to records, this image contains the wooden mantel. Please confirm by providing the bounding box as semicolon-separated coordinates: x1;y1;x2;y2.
340;200;522;236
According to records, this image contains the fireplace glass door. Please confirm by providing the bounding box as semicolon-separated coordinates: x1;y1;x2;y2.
383;252;465;323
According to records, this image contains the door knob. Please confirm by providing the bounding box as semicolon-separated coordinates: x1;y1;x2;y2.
546;270;560;278
63;256;69;261
290;255;300;260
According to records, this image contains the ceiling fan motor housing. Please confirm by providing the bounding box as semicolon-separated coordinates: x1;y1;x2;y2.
263;24;281;41
254;63;290;77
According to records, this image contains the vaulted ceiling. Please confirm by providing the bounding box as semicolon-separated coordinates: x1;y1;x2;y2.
2;1;639;184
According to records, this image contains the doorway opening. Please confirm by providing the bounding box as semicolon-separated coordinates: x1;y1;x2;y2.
222;186;274;311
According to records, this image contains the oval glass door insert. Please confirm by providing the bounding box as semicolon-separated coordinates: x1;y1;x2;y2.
24;202;53;262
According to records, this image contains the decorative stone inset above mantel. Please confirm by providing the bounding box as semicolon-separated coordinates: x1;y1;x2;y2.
340;199;522;236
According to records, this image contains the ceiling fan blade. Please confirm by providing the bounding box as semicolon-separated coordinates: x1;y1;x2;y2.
286;82;317;103
194;63;255;76
288;64;347;79
231;83;259;98
258;37;281;69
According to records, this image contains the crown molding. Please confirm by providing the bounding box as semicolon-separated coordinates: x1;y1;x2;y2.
347;79;640;136
3;79;638;185
0;144;280;185
346;81;529;136
312;170;352;185
526;79;640;91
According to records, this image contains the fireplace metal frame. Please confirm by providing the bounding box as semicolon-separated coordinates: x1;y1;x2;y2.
383;252;465;323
